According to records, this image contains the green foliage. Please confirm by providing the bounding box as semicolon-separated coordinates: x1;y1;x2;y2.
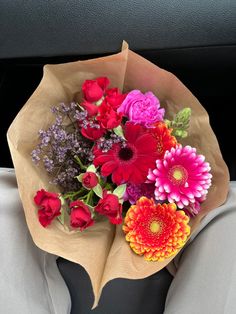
113;125;125;139
165;107;191;139
92;184;103;198
113;184;127;199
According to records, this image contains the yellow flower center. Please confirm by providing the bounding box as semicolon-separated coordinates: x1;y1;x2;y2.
150;221;161;233
168;165;188;186
173;169;183;180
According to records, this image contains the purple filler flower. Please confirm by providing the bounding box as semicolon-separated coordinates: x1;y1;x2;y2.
117;90;165;127
124;183;155;204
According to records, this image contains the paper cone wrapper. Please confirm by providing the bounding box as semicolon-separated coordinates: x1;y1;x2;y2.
7;42;229;308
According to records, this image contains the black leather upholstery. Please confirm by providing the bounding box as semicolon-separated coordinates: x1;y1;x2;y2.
57;260;172;314
0;1;236;58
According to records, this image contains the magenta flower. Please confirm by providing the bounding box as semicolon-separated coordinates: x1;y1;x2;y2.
184;194;207;217
124;183;155;204
117;90;165;127
184;201;201;217
147;145;212;209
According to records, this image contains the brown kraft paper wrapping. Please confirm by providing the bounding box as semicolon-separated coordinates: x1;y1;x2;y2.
7;42;229;308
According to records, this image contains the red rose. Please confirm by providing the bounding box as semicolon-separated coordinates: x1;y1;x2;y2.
96;77;110;90
70;200;94;230
82;77;109;102
81;101;98;117
82;172;98;189
105;88;127;110
97;100;122;129
95;191;122;224
34;189;61;227
81;123;106;140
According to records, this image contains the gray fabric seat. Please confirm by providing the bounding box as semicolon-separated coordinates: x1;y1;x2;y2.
0;168;71;314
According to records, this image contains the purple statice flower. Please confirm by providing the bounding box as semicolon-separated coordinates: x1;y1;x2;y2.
81;119;89;129
31;101;93;191
53;128;67;141
38;129;51;147
117;90;165;128
52;164;80;192
88;120;101;129
97;134;126;153
43;156;54;172
74;110;88;121
55;115;63;125
60;102;71;113
124;183;155;204
55;146;68;163
51;106;60;114
31;148;41;163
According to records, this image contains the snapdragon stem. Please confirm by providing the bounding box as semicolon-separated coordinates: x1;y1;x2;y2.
86;190;94;205
63;188;86;200
74;156;87;170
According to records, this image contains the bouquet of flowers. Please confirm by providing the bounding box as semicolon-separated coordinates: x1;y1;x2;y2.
32;76;212;262
7;42;229;307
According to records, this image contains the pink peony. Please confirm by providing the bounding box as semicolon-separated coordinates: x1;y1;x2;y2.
147;145;212;209
117;90;164;127
124;183;155;204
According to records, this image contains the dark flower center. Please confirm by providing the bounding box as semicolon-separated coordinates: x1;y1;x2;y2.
118;146;134;161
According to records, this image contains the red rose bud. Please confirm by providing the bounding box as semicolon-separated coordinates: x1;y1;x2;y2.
82;172;98;189
105;88;127;110
96;77;110;90
97;100;122;129
81;101;98;117
81;124;106;140
70;200;94;231
34;189;61;227
82;80;103;102
82;77;109;102
95;191;123;224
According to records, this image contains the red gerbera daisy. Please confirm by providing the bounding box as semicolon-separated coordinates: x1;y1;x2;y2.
93;123;159;185
150;121;177;159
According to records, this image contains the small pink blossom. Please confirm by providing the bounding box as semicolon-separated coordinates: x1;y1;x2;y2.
117;90;164;127
184;201;201;217
124;183;155;204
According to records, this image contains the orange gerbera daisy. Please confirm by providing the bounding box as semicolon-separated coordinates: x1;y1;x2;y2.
150;121;177;159
123;197;190;261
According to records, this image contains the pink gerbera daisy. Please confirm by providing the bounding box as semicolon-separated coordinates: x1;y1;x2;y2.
147;145;212;208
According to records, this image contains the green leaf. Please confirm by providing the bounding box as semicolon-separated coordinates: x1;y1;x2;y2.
167;107;192;139
113;125;125;139
86;164;97;173
92;184;103;198
76;173;84;182
113;184;127;199
74;156;87;170
174;130;188;138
